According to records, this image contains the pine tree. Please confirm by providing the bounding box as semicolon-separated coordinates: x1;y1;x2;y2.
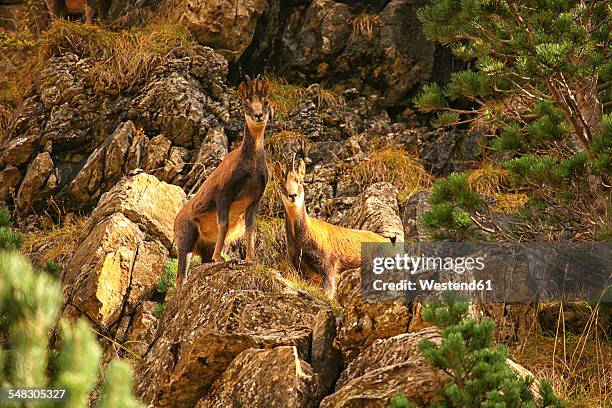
0;251;144;408
421;173;485;239
389;294;566;408
414;1;611;238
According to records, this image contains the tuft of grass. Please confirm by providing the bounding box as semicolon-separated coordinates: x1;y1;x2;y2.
265;130;312;159
350;12;382;41
282;269;340;313
21;217;87;268
0;226;23;250
152;303;164;319
157;259;178;293
268;77;307;123
467;163;510;196
512;333;612;408
350;147;431;204
44;19;196;93
0;207;11;227
493;192;529;214
45;260;60;275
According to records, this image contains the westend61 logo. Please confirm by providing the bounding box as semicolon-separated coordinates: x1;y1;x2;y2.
361;242;611;303
371;253;490;292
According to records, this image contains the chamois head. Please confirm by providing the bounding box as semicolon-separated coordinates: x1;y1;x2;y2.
238;75;271;133
274;158;306;210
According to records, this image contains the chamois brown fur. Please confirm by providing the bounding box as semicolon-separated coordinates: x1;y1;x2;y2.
173;75;271;288
275;159;388;294
45;0;110;24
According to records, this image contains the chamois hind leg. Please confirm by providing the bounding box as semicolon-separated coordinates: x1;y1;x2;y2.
244;202;259;261
212;195;230;262
175;218;198;289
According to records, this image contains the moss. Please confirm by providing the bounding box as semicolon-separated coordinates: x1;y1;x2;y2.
350;146;431;204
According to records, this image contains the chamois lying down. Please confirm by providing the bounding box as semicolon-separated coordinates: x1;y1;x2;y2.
275;159;389;295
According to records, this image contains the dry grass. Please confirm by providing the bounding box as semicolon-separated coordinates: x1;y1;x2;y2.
265;130;312;159
350;146;431;204
44;19;196;93
512;303;612;407
350;13;382;41
20;216;87;269
268;77;307;123
253;216;338;310
467;163;510;195
267;76;344;123
493;192;529;214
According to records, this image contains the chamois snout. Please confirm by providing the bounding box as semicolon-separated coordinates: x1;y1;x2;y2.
288;193;298;202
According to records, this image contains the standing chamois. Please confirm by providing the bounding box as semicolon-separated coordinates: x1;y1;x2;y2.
275;159;388;294
173;75;270;288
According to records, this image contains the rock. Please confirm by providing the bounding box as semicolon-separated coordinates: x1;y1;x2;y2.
89;173;186;248
183;126;228;193
341;181;404;242
402;191;431;242
3;44;228;214
127;240;168;307
0;165;22;203
125;301;160;357
68;121;146;208
143;134;172;175
135;261;337;408
311;309;342;396
63;212;144;329
334;268;422;362
170;0;268;62
274;0;437;107
195;346;322;408
16;151;56;210
322;328;449;408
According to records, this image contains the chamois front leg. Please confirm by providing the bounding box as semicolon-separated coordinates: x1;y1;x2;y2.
85;0;95;24
244;202;259;261
212;195;230;262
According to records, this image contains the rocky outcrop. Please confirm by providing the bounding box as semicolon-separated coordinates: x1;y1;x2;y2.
196;346;321;408
135;261;339;407
89;172;186;248
322;328;448;408
268;0;438;107
333;268;429;362
62;173;179;333
341;181;404;242
1;44;228;213
169;0;267;62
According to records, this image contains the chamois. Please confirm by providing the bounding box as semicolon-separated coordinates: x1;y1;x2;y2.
44;0;110;24
173;75;270;288
275;159;388;294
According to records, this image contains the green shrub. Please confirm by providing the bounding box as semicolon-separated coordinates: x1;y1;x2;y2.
0;251;144;407
0;226;23;250
0;207;10;227
157;259;178;293
389;294;566;408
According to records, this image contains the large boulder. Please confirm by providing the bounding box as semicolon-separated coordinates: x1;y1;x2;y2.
322;328;448;408
334;268;428;362
135;261;339;408
340;181;404;242
169;0;268;62
88;173;186;248
196;346;322;408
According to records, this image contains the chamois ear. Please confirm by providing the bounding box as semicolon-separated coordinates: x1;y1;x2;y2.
274;161;285;182
258;76;270;98
237;82;248;101
297;159;306;181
